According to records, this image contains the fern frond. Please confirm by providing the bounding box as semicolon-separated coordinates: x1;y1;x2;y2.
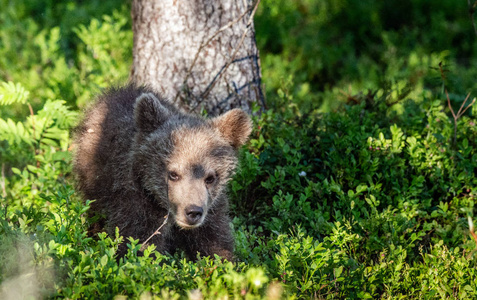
0;118;32;146
0;81;30;105
36;100;79;129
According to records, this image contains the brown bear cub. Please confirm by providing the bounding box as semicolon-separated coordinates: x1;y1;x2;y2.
73;84;252;261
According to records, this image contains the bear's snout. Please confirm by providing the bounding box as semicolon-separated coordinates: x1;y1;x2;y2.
185;205;204;225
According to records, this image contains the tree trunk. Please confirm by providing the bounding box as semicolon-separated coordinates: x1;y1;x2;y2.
130;0;264;115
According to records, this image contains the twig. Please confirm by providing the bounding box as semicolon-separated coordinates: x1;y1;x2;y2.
139;213;169;252
445;89;458;145
1;163;6;221
445;90;475;145
189;0;261;112
27;103;41;167
468;217;477;248
199;0;261;102
173;1;258;104
438;62;476;146
1;163;5;199
456;92;475;117
27;102;35;139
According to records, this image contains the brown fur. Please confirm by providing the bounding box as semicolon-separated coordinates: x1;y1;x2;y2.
73;84;252;261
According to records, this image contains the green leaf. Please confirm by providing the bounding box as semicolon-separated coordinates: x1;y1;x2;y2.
0;81;29;105
356;184;367;194
334;266;343;278
100;254;108;267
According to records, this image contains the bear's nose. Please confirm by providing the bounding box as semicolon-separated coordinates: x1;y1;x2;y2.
185;205;204;225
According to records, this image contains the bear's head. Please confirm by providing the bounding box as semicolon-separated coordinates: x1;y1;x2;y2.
132;93;252;229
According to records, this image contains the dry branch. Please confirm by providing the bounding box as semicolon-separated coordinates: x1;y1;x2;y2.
140;213;169;252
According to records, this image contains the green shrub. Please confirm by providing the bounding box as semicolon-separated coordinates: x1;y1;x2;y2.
230;80;477;298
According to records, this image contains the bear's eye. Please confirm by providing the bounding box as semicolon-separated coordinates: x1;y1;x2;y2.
168;172;180;182
204;175;216;185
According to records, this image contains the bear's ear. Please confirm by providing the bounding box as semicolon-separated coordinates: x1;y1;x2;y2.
134;93;170;134
211;109;252;149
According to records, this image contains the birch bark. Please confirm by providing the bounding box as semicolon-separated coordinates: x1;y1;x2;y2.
130;0;264;115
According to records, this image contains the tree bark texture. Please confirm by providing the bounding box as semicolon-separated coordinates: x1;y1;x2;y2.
130;0;264;115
